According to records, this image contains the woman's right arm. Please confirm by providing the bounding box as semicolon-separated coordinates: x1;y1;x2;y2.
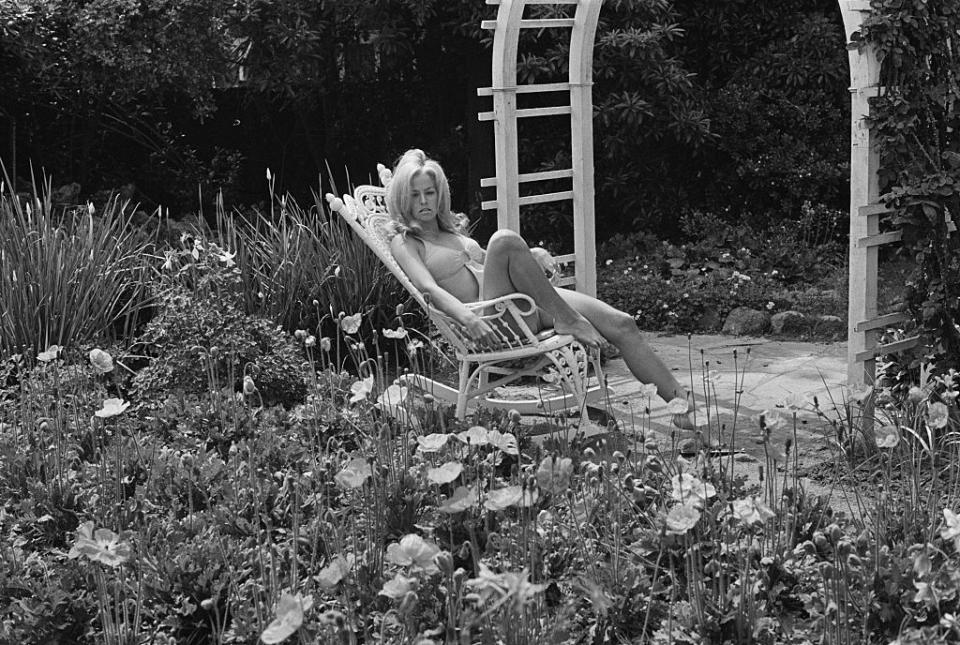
390;236;486;332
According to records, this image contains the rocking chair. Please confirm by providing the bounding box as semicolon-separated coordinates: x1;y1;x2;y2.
325;167;610;421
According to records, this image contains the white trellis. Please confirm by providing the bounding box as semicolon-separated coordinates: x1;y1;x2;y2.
837;1;958;388
478;0;602;296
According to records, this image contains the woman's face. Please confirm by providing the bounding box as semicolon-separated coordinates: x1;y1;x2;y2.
409;171;439;225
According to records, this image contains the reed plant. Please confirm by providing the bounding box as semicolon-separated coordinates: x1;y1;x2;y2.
0;174;156;356
212;182;408;338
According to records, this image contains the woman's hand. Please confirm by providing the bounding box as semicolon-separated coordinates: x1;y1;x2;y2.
530;247;560;285
462;314;501;348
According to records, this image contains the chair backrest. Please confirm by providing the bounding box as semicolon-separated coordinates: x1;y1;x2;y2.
331;185;473;355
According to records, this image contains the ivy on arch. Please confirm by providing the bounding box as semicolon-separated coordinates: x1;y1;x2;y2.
860;0;960;378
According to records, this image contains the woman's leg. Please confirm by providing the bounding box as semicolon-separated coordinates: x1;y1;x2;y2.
481;230;695;426
556;289;699;428
554;290;686;399
481;230;606;348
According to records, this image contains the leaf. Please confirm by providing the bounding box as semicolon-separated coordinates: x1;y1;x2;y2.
438;486;478;514
426;461;463;485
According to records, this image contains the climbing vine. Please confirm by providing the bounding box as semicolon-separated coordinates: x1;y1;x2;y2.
860;0;960;372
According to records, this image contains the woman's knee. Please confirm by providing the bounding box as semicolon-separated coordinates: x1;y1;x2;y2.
606;310;639;342
487;229;528;253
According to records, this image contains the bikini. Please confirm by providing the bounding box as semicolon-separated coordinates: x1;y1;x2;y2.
419;234;485;295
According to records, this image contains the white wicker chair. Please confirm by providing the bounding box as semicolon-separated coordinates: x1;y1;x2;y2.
325;167;610;420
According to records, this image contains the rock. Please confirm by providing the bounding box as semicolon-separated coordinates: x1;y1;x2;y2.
771;310;807;334
678;438;699;456
816;314;845;333
722;307;771;336
696;306;723;331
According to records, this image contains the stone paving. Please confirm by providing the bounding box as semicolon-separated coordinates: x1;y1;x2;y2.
597;332;858;509
605;332;848;451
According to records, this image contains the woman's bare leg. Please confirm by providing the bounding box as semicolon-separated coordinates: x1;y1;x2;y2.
556;289;699;427
554;290;687;399
481;230;606;348
481;230;695;425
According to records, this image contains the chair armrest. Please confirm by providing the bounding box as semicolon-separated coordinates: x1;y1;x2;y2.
464;293;538;317
427;292;544;351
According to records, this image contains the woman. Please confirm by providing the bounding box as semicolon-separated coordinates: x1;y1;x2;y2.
387;149;697;428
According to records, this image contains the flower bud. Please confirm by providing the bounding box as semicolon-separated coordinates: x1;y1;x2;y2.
813;532;828;552
398;591;418;615
836;539;853;558
435;551;454;576
828;523;842;543
644;456;662;473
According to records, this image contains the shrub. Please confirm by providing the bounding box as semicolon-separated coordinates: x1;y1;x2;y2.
598;215;846;333
133;239;307;407
0;177;156;356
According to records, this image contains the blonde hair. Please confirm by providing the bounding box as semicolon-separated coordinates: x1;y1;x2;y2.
386;149;467;236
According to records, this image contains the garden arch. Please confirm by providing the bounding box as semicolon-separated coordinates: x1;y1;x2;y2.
480;0;922;389
477;0;601;297
838;1;959;388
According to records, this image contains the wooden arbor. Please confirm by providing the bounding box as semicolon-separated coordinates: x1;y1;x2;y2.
839;1;957;387
478;0;602;296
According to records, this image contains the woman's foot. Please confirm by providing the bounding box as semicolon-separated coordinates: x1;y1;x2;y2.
672;411;698;431
668;393;699;430
554;316;607;350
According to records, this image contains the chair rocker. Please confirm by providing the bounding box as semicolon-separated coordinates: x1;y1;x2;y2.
325;168;610;421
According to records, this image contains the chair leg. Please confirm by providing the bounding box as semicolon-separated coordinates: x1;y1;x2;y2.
456;360;473;420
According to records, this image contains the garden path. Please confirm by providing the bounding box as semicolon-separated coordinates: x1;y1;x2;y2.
600;333;864;516
606;332;847;442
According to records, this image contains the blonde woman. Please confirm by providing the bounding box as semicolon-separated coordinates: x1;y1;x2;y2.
387;149;697;427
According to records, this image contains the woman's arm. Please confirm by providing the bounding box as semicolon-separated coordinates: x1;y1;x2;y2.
390;235;489;334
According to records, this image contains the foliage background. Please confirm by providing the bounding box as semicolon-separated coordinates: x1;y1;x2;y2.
0;0;850;243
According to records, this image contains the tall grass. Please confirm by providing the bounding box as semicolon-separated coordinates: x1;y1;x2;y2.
213;187;408;337
0;174;156;355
